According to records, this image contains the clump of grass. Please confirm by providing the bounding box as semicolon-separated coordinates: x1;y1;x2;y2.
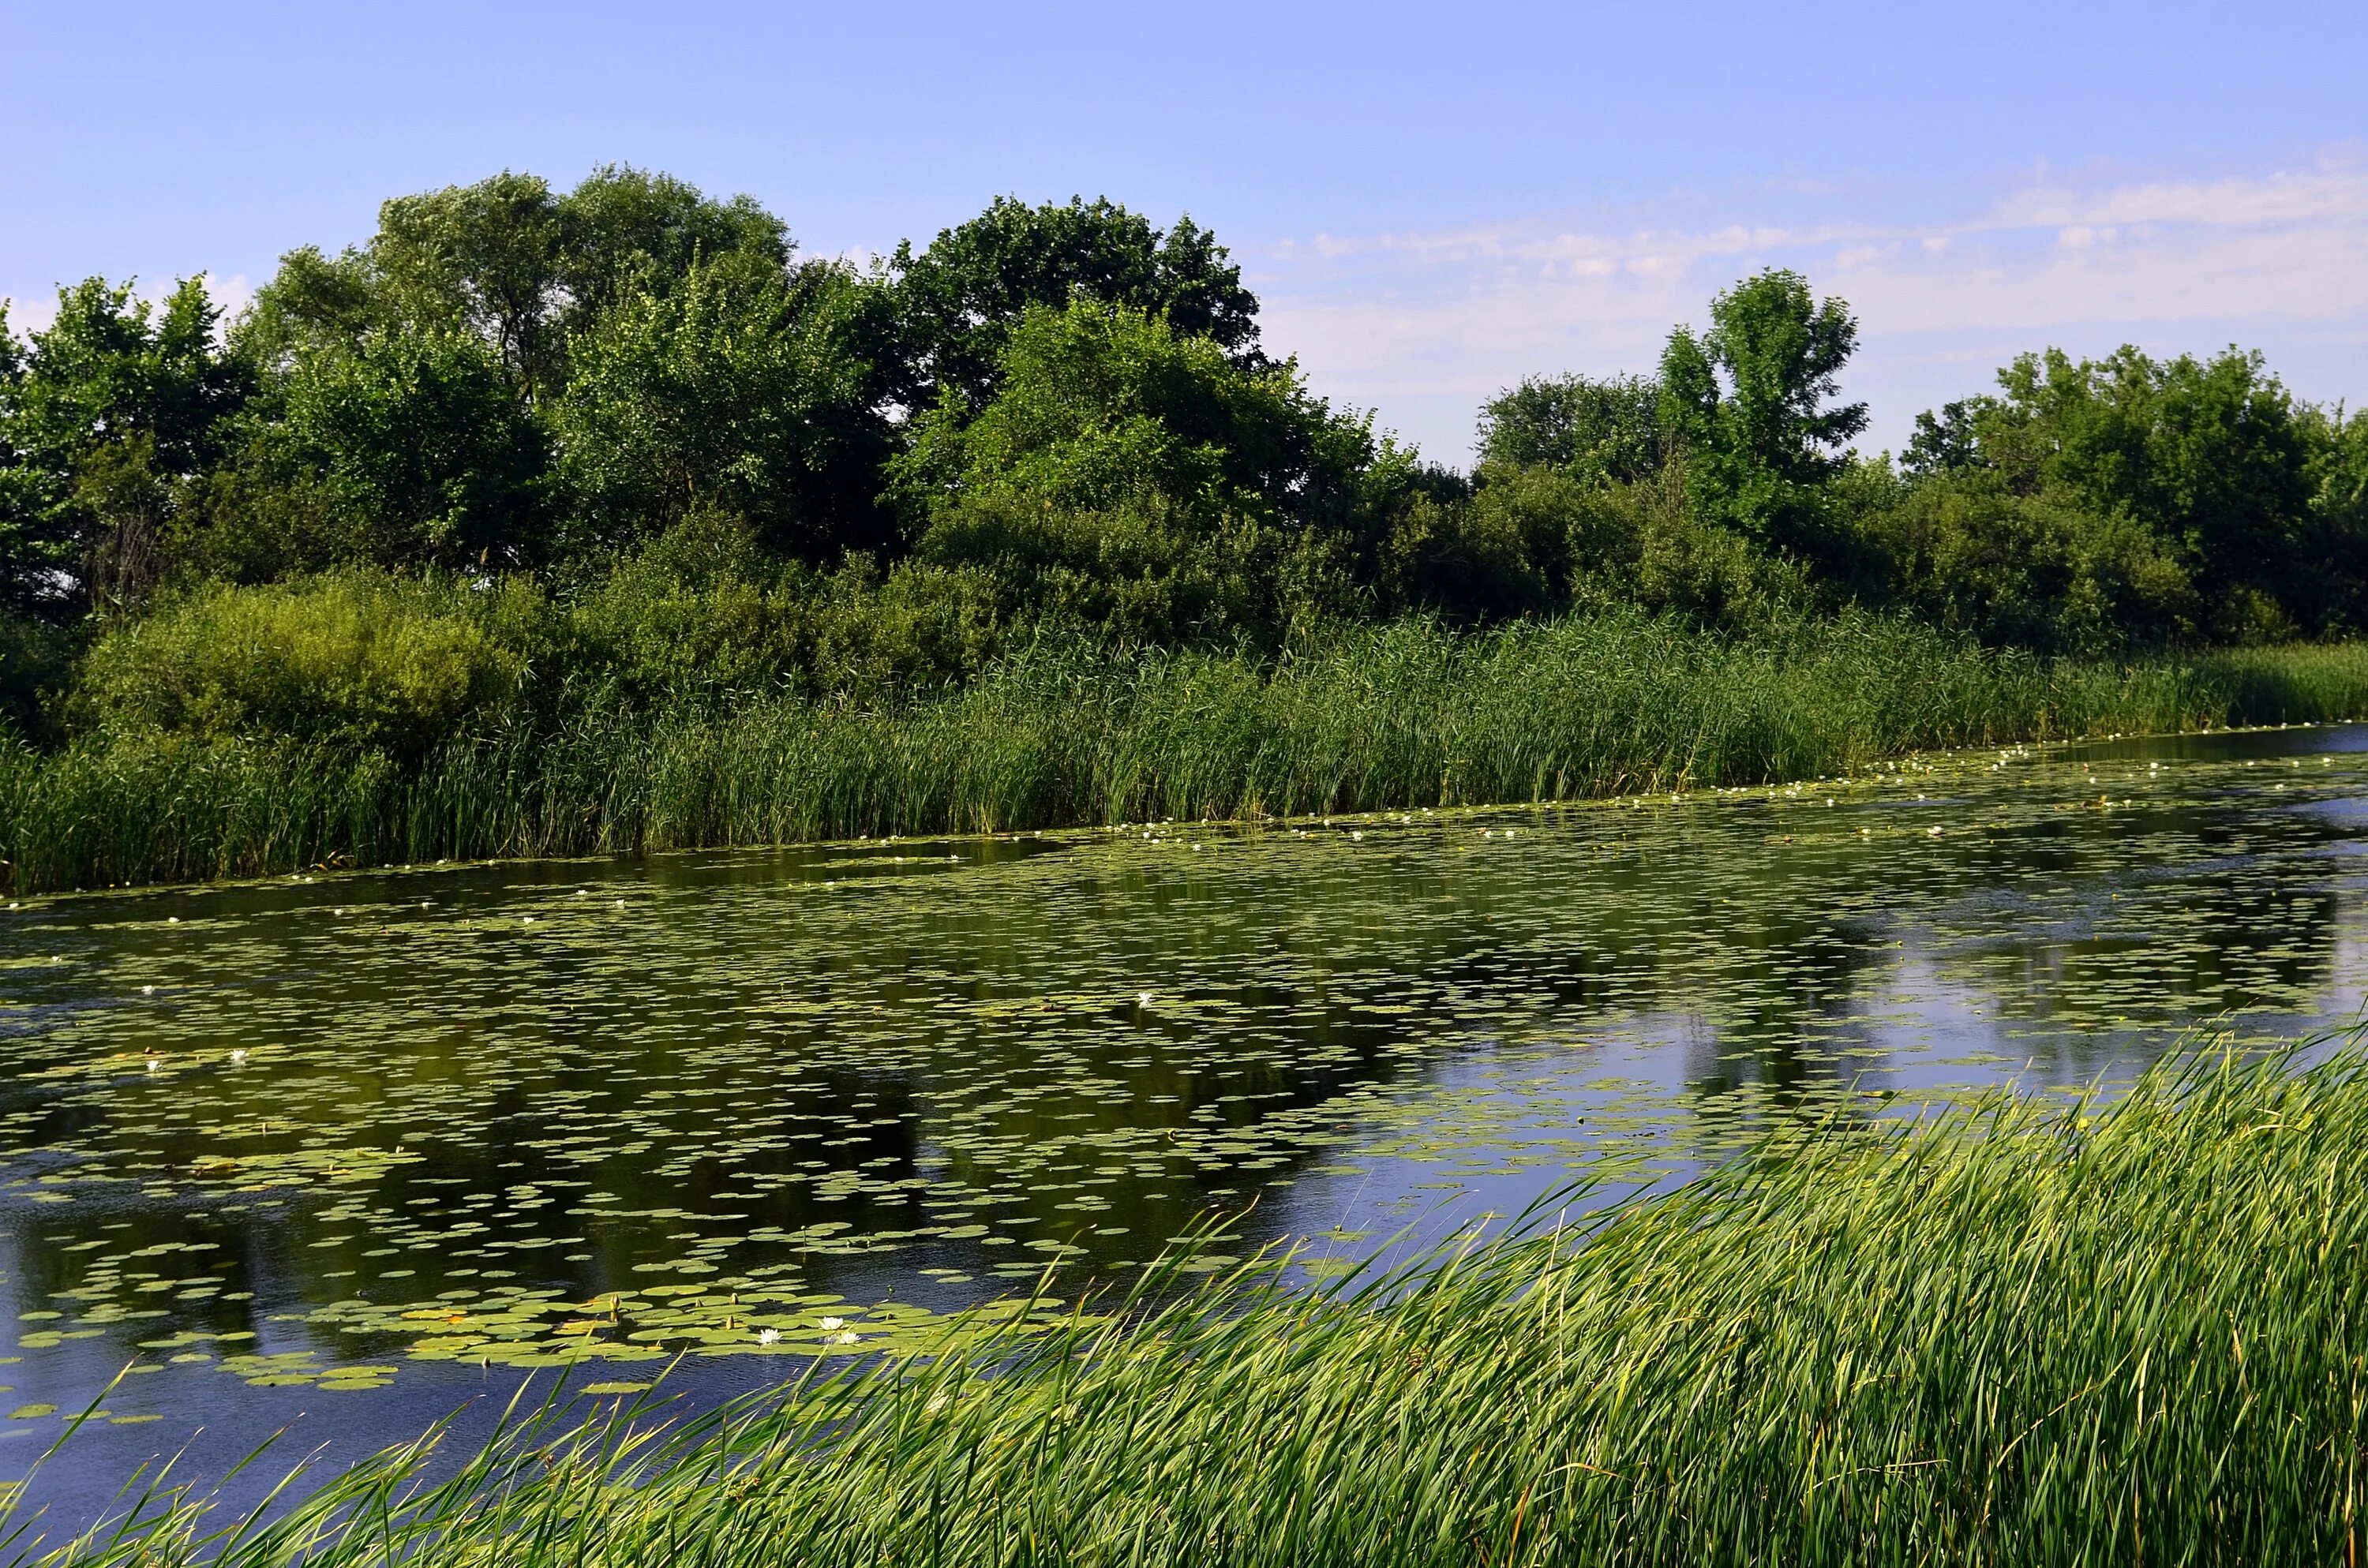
35;1042;2368;1565
4;613;2366;893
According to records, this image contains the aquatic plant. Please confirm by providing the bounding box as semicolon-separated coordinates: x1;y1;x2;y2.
2;613;2365;894
31;1042;2368;1564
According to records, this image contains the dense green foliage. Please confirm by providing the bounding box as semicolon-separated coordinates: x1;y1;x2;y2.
41;1043;2368;1564
0;166;2362;887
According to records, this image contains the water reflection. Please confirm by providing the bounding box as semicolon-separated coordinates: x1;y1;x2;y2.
1;724;2365;1515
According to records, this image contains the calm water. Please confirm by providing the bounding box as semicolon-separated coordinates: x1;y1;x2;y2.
5;724;2366;1527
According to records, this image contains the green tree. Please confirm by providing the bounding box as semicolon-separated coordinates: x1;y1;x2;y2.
1897;346;2328;639
1475;372;1662;482
272;326;552;570
239;167;793;406
891;196;1262;409
370;170;568;401
1660;269;1868;560
1970;346;2313;636
555;259;893;559
554;164;789;336
1864;466;2198;652
894;299;1374;522
0;276;249;615
891;300;1397;642
2299;403;2368;634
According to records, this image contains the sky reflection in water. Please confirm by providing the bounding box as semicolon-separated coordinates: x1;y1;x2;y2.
2;723;2365;1517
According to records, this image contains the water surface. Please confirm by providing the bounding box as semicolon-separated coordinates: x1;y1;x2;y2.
4;724;2366;1524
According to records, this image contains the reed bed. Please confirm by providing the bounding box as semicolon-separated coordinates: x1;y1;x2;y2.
36;1042;2368;1566
6;614;2366;894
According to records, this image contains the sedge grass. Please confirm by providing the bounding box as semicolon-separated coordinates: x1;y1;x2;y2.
5;612;2366;894
29;1040;2368;1566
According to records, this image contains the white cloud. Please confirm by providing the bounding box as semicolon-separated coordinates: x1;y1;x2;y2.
1252;153;2368;462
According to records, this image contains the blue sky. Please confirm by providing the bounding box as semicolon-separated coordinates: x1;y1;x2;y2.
6;0;2363;461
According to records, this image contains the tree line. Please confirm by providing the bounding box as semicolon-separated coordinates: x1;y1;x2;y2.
2;165;2363;750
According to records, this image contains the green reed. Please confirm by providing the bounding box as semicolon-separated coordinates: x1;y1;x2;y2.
31;1041;2368;1566
6;612;2367;893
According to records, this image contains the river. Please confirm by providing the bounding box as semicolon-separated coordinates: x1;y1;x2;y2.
3;723;2364;1532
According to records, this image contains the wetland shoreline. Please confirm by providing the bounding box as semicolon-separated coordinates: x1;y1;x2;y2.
4;717;2367;1555
28;1044;2368;1566
6;616;2366;897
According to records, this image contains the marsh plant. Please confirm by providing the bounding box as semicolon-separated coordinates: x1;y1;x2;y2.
4;616;2366;894
29;1044;2368;1566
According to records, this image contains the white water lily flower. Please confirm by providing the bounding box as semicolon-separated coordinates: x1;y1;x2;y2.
817;1316;847;1331
757;1328;781;1345
1137;992;1154;1006
831;1330;860;1345
141;984;155;995
229;1050;249;1065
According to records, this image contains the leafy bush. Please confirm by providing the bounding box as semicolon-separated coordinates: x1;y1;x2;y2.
800;556;1008;693
1863;468;2199;653
75;570;552;758
560;515;797;706
1439;465;1809;631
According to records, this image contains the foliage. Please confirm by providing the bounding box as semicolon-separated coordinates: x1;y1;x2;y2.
239;167;791;402
73;571;550;760
1475;371;1664;483
556;519;1003;705
1661;268;1868;563
890;195;1262;408
2300;402;2368;634
250;325;549;571
555;259;894;558
0;277;249;615
896;301;1399;643
0;607;77;741
557;515;796;707
1861;465;2198;653
1920;346;2327;640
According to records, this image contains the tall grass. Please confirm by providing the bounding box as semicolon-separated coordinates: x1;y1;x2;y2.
36;1042;2368;1565
6;613;2367;894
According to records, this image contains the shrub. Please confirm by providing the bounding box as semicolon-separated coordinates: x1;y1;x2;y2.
74;569;552;758
1866;468;2198;653
560;515;797;706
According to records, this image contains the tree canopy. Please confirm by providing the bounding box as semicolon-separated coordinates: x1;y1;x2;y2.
1;163;2359;735
890;196;1262;410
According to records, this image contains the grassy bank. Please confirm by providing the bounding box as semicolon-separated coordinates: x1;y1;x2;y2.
6;613;2368;895
40;1042;2368;1566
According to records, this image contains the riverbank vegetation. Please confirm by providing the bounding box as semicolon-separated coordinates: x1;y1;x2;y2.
3;168;2365;891
38;1042;2368;1565
5;620;2365;894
